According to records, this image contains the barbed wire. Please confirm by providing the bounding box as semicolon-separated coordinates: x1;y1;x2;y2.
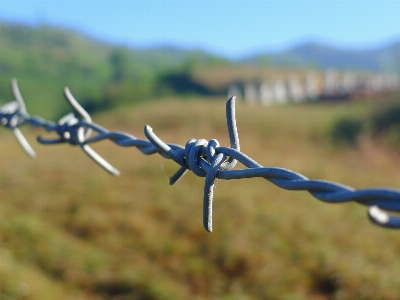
1;79;400;232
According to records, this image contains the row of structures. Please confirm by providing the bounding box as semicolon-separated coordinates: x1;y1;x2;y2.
227;70;400;105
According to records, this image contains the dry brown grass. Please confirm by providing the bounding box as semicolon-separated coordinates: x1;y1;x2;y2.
0;97;399;299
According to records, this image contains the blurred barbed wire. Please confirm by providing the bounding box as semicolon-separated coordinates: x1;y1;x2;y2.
1;79;400;232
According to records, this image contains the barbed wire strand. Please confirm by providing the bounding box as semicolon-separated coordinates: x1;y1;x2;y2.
1;79;400;232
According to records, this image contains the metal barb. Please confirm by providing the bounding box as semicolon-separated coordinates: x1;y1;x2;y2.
76;125;120;176
221;96;240;170
203;150;226;232
0;79;37;157
2;82;400;233
144;125;187;169
37;87;120;175
64;88;119;175
64;87;92;139
11;78;27;115
368;206;400;229
12;128;36;158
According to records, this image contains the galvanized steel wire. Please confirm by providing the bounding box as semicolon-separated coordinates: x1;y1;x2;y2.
1;79;400;232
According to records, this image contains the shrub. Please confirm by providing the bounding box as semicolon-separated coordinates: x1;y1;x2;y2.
368;104;400;135
328;117;362;146
365;103;400;149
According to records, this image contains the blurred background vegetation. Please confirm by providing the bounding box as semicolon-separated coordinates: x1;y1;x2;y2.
1;21;400;300
0;22;229;119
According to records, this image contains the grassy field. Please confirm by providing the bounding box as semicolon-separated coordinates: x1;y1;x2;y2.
0;97;400;299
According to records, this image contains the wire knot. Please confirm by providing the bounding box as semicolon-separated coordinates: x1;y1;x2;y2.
55;113;83;145
37;88;120;175
0;102;25;129
180;138;228;231
0;79;37;157
144;97;240;232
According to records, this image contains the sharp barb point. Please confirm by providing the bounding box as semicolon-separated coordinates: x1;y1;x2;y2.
13;128;36;158
64;87;92;138
11;78;27;114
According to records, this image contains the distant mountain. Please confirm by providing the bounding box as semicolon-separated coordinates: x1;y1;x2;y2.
243;41;400;73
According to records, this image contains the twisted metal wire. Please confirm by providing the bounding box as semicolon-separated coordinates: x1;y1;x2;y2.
1;79;400;232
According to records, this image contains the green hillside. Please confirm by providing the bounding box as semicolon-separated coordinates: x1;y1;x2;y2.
0;22;228;120
0;22;110;118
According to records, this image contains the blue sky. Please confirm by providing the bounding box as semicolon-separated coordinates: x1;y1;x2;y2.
0;0;399;58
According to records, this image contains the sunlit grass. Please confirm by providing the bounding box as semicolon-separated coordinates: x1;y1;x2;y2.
0;97;399;299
